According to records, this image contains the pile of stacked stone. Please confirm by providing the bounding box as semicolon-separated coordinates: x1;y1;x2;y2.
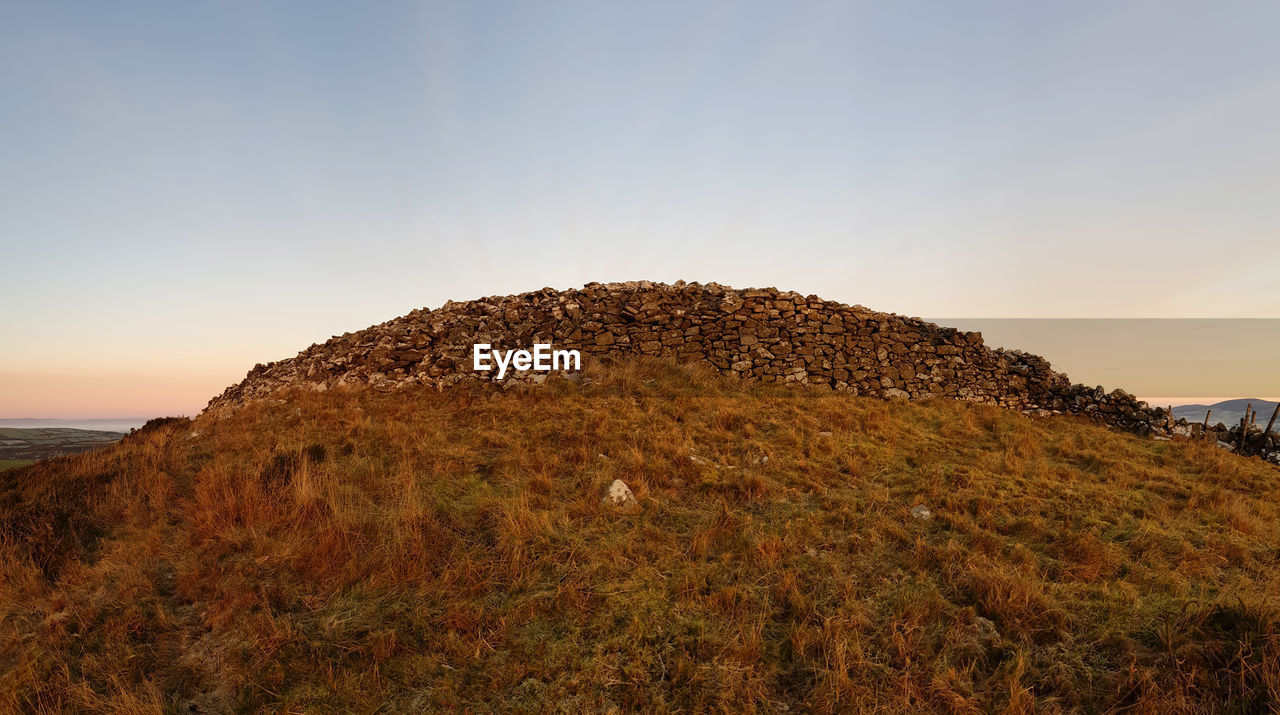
1205;420;1280;464
204;281;1219;444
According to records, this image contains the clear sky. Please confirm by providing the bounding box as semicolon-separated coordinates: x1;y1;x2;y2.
3;1;1279;418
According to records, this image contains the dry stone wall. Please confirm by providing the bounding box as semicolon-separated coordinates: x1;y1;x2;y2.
206;281;1189;438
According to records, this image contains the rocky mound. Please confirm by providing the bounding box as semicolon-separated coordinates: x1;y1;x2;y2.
206;281;1222;440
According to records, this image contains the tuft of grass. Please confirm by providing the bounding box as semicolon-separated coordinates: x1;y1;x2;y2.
0;358;1277;711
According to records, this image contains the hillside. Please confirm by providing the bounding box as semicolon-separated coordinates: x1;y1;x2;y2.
2;358;1277;712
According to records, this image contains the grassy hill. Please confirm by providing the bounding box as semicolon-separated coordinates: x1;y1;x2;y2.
1;358;1277;712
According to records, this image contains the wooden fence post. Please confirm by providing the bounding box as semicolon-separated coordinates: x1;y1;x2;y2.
1264;402;1280;443
1239;404;1252;453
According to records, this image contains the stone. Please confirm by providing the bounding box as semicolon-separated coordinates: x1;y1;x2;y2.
910;504;932;520
974;616;1000;649
204;281;1205;449
603;479;641;513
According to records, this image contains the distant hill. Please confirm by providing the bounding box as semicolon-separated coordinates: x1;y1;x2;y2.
0;427;124;461
1172;399;1279;428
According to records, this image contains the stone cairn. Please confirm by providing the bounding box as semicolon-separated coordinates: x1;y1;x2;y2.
204;281;1270;459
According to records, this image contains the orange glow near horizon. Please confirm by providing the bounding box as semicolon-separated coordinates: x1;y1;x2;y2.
0;371;235;419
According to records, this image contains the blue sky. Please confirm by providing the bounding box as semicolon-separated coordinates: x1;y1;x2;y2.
2;1;1279;416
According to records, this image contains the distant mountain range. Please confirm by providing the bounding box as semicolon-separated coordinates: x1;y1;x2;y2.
1171;399;1279;428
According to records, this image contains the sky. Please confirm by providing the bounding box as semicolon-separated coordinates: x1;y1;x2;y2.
2;1;1278;418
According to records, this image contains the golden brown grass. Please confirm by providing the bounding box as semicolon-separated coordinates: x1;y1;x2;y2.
1;358;1278;712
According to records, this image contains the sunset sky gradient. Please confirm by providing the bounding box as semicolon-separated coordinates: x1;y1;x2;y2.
3;1;1278;417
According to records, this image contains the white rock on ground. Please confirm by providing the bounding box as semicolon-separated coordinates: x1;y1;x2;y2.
910;504;933;520
974;616;1001;649
603;479;641;513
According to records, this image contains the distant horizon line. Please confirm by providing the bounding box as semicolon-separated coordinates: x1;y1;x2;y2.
1141;397;1279;408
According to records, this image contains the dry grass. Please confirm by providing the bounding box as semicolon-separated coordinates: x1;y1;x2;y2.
1;358;1278;712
